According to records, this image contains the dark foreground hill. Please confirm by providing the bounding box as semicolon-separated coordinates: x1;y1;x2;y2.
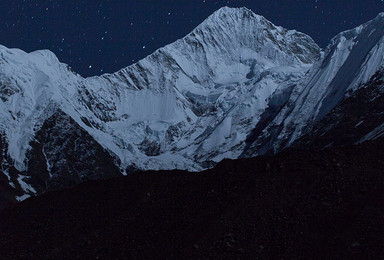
1;139;384;259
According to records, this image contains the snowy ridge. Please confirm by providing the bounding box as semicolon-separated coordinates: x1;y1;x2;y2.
0;46;82;171
243;12;384;155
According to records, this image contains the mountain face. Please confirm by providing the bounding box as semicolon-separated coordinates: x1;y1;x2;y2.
0;7;384;206
243;13;384;156
294;68;384;149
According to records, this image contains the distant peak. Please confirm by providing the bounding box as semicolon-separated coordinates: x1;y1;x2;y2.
30;49;59;60
368;12;384;22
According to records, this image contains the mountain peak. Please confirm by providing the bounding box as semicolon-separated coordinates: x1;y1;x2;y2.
182;6;320;66
204;6;264;25
213;6;254;15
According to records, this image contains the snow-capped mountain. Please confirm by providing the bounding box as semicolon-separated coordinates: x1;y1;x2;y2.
0;7;320;205
75;6;319;171
1;7;384;208
242;12;384;156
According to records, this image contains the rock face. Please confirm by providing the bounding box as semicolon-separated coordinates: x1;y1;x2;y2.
295;68;384;149
25;111;122;192
243;13;384;156
1;7;384;206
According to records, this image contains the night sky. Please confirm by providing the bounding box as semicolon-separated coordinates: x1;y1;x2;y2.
1;0;384;77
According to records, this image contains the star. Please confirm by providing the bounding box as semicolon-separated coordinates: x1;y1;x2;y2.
1;0;377;77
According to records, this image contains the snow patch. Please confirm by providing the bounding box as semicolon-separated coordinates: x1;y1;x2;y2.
17;175;37;194
16;194;31;202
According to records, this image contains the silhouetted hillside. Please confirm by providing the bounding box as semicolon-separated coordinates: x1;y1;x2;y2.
1;139;384;259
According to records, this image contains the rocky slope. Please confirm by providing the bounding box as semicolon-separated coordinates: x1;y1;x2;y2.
1;138;384;259
295;67;384;149
243;12;384;156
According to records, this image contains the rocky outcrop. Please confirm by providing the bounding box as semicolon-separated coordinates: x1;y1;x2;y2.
25;111;122;192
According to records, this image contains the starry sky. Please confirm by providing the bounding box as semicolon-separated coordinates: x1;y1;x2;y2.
1;0;384;77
